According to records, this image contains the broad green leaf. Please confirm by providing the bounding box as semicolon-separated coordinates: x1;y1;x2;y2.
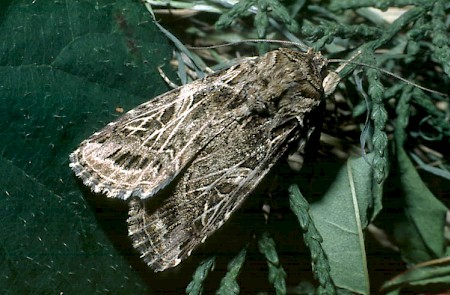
0;0;174;293
392;147;448;264
309;154;380;295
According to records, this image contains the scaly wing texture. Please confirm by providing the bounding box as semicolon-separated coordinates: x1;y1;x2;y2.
69;74;245;200
127;116;302;271
126;49;326;271
70;48;326;271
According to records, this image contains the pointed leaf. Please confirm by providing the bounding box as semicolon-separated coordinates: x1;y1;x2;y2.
310;154;380;294
393;148;448;264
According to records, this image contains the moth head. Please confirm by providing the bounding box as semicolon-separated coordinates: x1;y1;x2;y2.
269;48;326;104
244;48;325;128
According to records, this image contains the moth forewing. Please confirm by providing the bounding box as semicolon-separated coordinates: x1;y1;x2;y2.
69;48;327;272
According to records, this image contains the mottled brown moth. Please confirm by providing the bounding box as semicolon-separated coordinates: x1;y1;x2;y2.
68;48;334;271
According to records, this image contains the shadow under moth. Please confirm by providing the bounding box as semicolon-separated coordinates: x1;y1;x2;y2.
68;48;354;272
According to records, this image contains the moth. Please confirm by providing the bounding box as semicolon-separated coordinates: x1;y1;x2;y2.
69;48;330;272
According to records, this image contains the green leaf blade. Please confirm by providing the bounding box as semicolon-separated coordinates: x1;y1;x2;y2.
309;154;380;294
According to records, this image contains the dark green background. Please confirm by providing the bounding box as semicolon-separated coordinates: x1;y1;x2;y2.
0;0;174;293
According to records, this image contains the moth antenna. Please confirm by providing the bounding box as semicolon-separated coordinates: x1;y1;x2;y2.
157;66;179;89
187;39;309;51
189;40;446;97
328;58;448;97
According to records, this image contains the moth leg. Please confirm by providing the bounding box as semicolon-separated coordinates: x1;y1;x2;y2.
287;132;311;171
157;67;179;89
323;50;362;96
